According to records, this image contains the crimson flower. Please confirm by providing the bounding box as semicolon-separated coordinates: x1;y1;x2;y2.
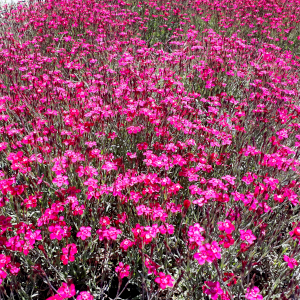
219;234;235;248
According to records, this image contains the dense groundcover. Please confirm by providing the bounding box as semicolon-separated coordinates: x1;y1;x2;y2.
0;0;300;299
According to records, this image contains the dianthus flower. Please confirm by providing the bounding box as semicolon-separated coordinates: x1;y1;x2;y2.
120;239;135;251
77;291;94;300
115;262;130;279
194;245;214;265
217;220;235;234
61;243;77;265
57;282;76;298
97;226;122;241
202;281;224;300
188;223;205;247
145;257;160;275
77;226;92;241
52;175;69;187
219;234;235;248
283;255;298;269
245;286;263;300
240;229;256;245
155;272;174;289
222;272;237;286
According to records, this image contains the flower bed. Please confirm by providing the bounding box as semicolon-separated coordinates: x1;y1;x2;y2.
0;0;300;299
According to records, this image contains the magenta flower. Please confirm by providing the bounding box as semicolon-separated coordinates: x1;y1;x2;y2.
57;282;76;299
77;226;92;241
245;286;263;300
115;262;130;279
188;223;205;247
120;239;135;251
283;255;298;269
97;227;122;241
155;272;175;289
77;291;94;300
102;161;118;172
240;229;256;245
194;246;214;265
52;175;69;187
217;219;235;234
202;281;224;300
61;244;77;265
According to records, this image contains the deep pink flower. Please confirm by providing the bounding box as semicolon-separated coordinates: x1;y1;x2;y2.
48;225;71;241
202;281;224;300
188;223;205;247
194;246;214;265
0;254;11;268
219;234;235;248
102;161;118;172
120;239;135;251
205;241;222;260
283;255;298;269
155;272;174;289
115;262;130;279
245;286;263;300
217;220;235;234
99;216;110;227
52;175;69;187
77;226;92;241
77;291;94;300
61;244;77;265
145;257;160;275
57;282;76;299
97;227;122;241
240;229;256;245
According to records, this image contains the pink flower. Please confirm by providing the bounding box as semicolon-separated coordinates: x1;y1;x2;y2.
205;241;222;260
202;281;224;300
0;254;11;268
145;257;160;275
77;226;92;241
52;175;69;187
155;272;174;289
102;161;118;172
48;225;71;241
77;291;93;300
115;262;130;279
188;223;205;247
245;286;263;300
217;220;235;234
283;255;298;269
240;229;256;245
97;227;122;241
159;223;175;235
120;239;135;251
127;126;143;134
57;282;76;298
99;216;110;226
61;244;77;265
219;234;235;248
194;246;214;265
